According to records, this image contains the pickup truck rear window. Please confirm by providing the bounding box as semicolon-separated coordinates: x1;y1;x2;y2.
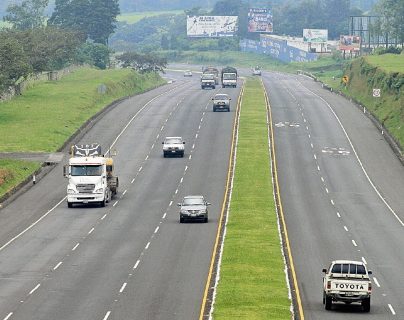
331;263;366;275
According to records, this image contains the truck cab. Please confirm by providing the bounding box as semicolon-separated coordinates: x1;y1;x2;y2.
64;144;118;208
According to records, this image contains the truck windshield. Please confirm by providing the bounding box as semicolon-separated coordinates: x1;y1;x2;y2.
202;74;214;80
71;165;102;176
223;73;236;80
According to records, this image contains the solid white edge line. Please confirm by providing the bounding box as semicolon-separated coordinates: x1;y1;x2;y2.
53;261;63;270
300;84;404;227
29;284;40;295
119;282;127;293
388;304;396;315
0;197;66;252
102;311;111;320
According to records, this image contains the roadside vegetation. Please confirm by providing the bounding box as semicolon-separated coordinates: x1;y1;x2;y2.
0;67;165;199
117;10;182;24
0;160;41;201
213;78;291;319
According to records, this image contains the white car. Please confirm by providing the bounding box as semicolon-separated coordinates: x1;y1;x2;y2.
162;137;185;157
252;68;262;76
183;70;193;77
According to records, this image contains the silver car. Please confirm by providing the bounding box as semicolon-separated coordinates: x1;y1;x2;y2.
212;93;231;112
178;195;210;223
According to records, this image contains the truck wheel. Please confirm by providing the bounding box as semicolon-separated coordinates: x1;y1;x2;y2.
67;202;73;208
180;217;185;223
362;297;370;312
100;198;106;207
325;296;332;310
204;217;208;223
322;291;326;304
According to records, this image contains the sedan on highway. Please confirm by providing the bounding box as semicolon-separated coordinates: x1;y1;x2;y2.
183;70;193;77
162;136;185;157
212;93;231;112
178;195;210;223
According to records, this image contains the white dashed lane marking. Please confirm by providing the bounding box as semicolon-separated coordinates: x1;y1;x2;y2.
53;262;63;270
119;283;127;293
388;304;396;315
4;312;13;320
102;311;111;320
352;240;358;247
72;243;80;251
133;260;140;269
29;284;40;295
373;277;380;288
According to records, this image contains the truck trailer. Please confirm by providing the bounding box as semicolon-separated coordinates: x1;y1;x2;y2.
221;67;237;88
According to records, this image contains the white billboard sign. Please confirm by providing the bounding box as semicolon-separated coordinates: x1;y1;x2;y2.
303;29;328;43
187;16;238;38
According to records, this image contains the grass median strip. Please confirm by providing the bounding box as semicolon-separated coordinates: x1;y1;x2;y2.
212;78;291;319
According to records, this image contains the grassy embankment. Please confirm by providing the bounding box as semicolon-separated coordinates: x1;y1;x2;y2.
0;67;165;199
341;54;404;146
117;10;182;24
213;78;291;319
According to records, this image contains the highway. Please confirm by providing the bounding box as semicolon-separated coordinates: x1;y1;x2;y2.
262;72;404;319
0;71;241;320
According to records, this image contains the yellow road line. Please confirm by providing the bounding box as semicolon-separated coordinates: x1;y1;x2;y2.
199;82;245;320
261;78;305;320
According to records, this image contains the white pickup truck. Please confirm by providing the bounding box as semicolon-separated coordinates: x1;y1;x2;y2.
322;260;372;312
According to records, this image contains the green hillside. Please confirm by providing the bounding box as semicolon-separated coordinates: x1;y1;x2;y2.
344;54;404;147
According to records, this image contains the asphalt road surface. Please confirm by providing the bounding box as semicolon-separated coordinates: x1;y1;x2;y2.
262;72;404;320
0;71;241;320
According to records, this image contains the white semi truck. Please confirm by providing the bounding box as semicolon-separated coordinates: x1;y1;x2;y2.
64;144;118;208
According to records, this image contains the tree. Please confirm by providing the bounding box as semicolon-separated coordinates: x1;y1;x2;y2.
375;0;404;46
75;42;111;69
0;31;32;91
49;0;120;44
116;52;167;73
3;0;49;30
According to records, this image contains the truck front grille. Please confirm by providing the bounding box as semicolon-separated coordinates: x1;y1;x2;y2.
77;184;95;193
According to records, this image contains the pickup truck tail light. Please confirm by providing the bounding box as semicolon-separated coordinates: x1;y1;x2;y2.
327;281;331;290
368;282;372;293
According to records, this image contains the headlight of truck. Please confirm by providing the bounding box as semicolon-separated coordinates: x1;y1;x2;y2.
95;188;104;193
67;188;76;194
180;210;188;214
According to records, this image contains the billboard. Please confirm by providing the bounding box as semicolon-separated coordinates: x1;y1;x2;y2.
303;29;328;43
339;35;361;51
248;8;273;33
187;16;238;38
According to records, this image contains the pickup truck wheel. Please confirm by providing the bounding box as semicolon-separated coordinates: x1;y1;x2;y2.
325;296;332;310
362;298;370;312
